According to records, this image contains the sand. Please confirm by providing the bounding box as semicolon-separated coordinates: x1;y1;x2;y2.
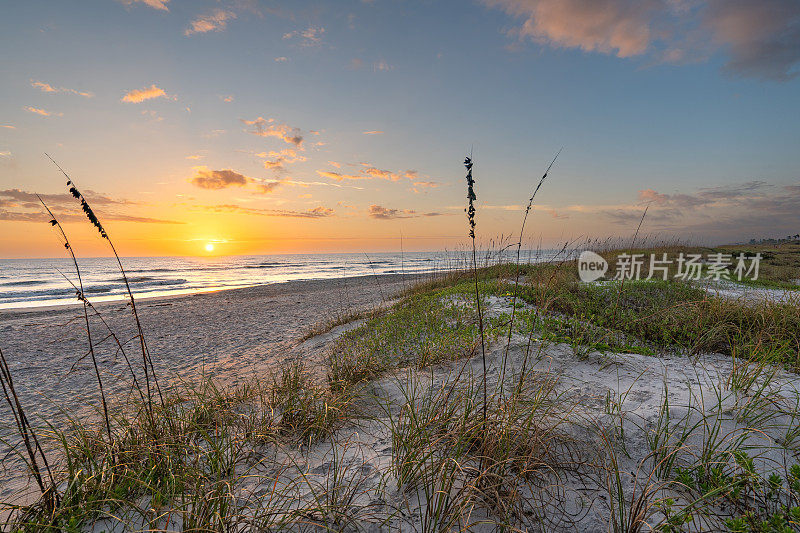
4;274;799;530
0;273;417;502
0;274;415;423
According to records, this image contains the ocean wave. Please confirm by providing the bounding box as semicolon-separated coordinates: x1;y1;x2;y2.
0;279;49;287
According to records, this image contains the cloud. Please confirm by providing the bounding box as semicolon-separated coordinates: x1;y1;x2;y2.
316;170;370;181
638;189;709;208
23;106;62;117
189;167;285;194
185;9;236;36
363;130;384;135
201;204;334;218
121;84;169;103
0;125;15;129
0;188;181;224
0;210;180;224
373;60;392;71
242;117;304;147
275;56;289;62
257;148;307;171
190;168;250;190
283;26;325;46
485;0;800;81
220;95;234;103
704;0;800;81
411;180;440;194
317;165;431;184
595;180;800;240
31;80;93;98
0;152;11;158
119;0;169;11
185;154;204;160
368;205;443;219
0;189;131;211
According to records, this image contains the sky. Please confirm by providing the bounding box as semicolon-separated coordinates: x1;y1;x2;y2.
1;0;799;258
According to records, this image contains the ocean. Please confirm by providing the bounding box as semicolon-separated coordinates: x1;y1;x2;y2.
0;249;563;310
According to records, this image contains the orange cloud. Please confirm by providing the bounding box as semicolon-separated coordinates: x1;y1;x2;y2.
200;204;334;218
121;84;169;103
119;0;169;11
23;106;62;117
0;125;15;129
363;130;384;135
191;168;249;190
316;170;371;181
31;80;93;98
258;149;307;171
190;166;284;194
186;9;236;35
317;165;431;184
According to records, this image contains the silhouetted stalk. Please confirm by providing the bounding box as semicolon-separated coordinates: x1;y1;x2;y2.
46;154;163;412
464;156;488;429
54;268;147;406
0;348;58;505
39;197;113;445
500;149;562;393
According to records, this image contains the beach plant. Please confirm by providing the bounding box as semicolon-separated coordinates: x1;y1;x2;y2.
37;197;113;446
464;155;489;431
500;148;561;390
47;154;163;412
0;348;59;509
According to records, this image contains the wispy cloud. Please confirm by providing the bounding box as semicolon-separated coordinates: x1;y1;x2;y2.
368;204;443;219
119;0;169;11
283;26;325;46
0;188;181;224
363;130;384;135
23;106;62;117
185;9;237;36
274;56;289;62
242;117;304;147
373;59;392;71
0;125;15;129
200;203;334;218
584;179;800;240
317;164;430;184
410;180;440;194
121;84;169;103
257;148;307;171
31;80;93;98
485;0;800;81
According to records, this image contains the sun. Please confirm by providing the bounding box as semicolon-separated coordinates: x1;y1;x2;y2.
205;243;215;252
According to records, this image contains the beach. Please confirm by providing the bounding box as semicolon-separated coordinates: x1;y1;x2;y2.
0;274;416;430
2;257;800;529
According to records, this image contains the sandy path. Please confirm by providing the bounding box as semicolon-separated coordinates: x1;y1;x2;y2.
0;274;416;430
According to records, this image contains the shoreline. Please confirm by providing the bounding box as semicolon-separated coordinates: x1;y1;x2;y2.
0;272;426;317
